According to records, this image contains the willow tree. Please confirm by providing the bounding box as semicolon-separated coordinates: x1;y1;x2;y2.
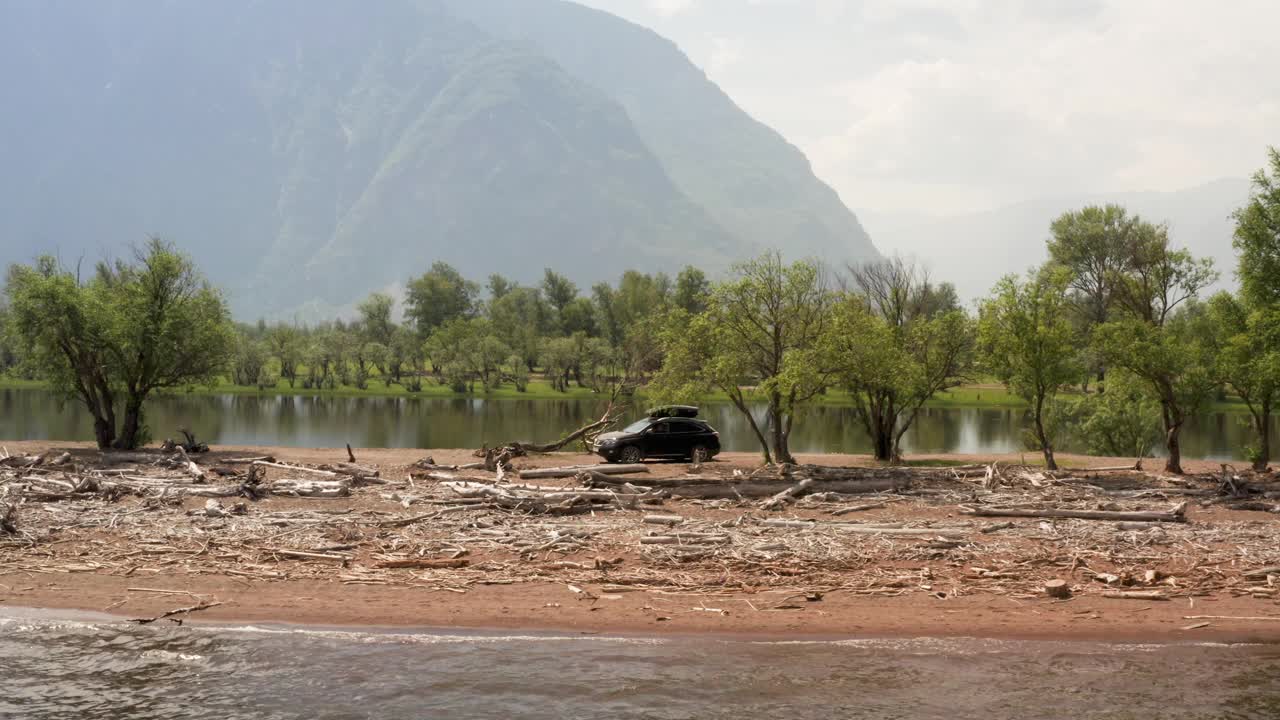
5;239;235;449
823;258;973;462
652;252;832;465
1094;223;1217;474
978;268;1080;470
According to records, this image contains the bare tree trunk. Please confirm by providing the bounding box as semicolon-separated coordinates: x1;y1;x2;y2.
115;395;146;450
768;400;794;465
1254;403;1272;472
1034;395;1058;471
1161;399;1184;475
731;394;772;465
1164;423;1183;475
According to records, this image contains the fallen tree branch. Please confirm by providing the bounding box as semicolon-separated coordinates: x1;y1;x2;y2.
960;502;1186;523
131;601;224;625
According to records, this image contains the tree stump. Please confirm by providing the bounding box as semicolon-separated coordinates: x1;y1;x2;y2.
1044;579;1072;599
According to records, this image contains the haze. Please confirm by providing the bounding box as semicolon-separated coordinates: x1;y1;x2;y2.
581;0;1279;215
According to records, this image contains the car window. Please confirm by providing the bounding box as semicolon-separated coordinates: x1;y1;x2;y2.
671;421;699;433
623;419;651;433
650;422;670;434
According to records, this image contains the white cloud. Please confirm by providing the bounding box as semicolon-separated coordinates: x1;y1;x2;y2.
579;0;1280;215
648;0;697;17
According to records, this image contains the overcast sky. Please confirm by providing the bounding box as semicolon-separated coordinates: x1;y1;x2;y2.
577;0;1279;216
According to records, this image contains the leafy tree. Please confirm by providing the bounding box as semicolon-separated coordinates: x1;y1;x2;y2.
978;268;1081;469
0;302;18;373
560;297;598;337
828;257;974;462
267;325;304;388
488;286;548;370
1047;204;1142;385
405;261;478;335
541;336;578;392
1064;370;1164;459
541;268;578;327
674;266;711;314
487;274;516;302
1207;292;1280;470
5;240;234;449
357;292;396;346
1233;147;1280;307
594;271;671;348
1218;148;1280;469
652;253;832;464
231;332;271;388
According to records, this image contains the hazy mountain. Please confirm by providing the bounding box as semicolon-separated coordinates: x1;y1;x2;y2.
861;178;1251;305
0;0;877;320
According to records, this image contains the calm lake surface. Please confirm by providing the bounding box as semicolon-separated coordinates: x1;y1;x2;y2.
2;610;1279;719
0;388;1272;460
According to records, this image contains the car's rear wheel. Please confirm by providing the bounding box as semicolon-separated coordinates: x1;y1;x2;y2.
689;445;710;464
619;445;644;464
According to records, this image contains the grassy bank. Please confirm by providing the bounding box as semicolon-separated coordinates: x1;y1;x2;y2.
0;373;1257;413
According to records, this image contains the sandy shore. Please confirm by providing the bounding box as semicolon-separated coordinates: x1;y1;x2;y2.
2;441;1279;643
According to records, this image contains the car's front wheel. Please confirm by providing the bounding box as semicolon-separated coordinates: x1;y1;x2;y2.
619;445;644;464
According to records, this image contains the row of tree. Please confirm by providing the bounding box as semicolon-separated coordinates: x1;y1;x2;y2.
229;264;712;396
4;150;1278;465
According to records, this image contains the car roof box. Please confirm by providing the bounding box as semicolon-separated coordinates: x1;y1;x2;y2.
647;405;699;419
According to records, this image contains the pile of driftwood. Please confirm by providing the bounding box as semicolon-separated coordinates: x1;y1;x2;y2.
4;444;1280;606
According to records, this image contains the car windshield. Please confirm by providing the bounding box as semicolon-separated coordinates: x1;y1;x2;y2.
623;419;652;434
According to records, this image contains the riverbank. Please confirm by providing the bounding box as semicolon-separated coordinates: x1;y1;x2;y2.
3;442;1279;644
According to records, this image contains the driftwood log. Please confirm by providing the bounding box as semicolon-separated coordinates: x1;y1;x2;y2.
520;464;648;480
961;502;1186;523
583;473;904;500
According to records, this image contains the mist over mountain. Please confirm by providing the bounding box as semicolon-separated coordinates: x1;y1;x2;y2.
861;178;1251;306
0;0;878;320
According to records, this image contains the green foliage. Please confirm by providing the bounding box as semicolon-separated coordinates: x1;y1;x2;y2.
826;257;975;462
232;333;271;388
1047;204;1138;327
4;239;234;449
674;266;711;314
652;252;832;463
1062;372;1163;459
357;292;396;346
405;262;479;335
1233;147;1280;307
978;267;1080;468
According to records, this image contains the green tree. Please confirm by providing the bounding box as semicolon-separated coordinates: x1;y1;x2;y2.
978;268;1080;469
487;274;516;302
652;253;832;464
1207;292;1280;470
357;292;396;346
231;332;271;388
829;257;974;462
674;266;711;314
1233;147;1280;307
5;240;234;449
1047;204;1141;385
488;286;548;370
542;268;578;332
405;261;478;335
1094;230;1217;473
267;325;304;388
1065;370;1164;459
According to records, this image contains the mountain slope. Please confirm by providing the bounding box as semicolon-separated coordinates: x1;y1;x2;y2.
0;0;877;319
440;0;877;263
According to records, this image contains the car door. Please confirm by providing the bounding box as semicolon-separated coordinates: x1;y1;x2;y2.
643;422;672;457
666;420;699;457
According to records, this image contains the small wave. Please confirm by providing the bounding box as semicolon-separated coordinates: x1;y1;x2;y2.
140;649;206;663
194;624;670;646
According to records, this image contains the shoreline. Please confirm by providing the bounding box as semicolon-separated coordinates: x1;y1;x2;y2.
3;442;1280;646
5;578;1280;646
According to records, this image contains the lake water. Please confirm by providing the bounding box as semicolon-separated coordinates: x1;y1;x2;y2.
1;610;1278;719
0;388;1272;460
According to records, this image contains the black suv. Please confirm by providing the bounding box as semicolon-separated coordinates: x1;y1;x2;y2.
592;406;721;463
